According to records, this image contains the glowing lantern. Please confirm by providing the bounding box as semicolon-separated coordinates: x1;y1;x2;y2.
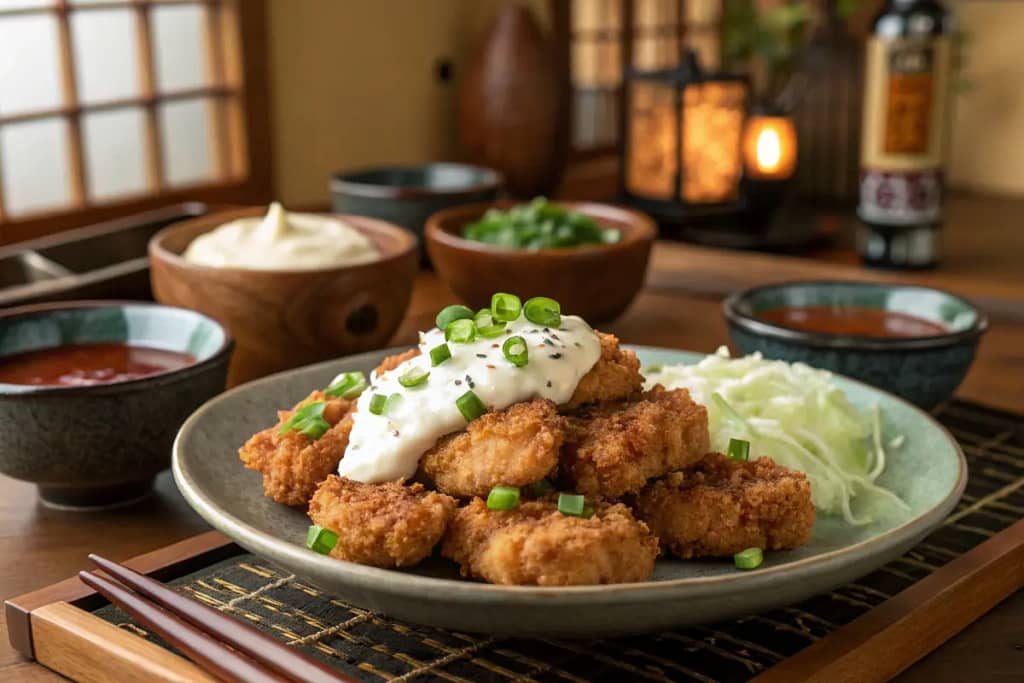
743;114;798;181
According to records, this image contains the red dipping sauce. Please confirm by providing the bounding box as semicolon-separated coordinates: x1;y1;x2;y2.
0;343;195;387
758;306;947;338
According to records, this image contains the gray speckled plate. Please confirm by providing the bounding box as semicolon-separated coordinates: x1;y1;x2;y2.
173;347;966;638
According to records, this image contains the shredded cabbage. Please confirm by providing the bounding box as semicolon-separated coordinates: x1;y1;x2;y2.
645;347;909;525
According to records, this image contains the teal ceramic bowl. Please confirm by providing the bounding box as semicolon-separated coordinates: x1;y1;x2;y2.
0;301;232;509
723;281;987;409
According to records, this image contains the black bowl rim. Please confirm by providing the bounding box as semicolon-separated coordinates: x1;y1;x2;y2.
329;162;504;199
0;300;234;397
722;280;990;351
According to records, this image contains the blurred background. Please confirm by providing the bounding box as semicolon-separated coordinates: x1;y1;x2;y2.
0;0;1020;234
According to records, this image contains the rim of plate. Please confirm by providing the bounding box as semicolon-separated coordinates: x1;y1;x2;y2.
173;345;967;603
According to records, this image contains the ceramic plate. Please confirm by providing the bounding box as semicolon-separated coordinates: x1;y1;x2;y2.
173;347;966;638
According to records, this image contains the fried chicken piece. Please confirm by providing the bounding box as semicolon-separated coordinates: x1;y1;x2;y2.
374;347;420;376
442;498;658;585
309;475;456;568
418;399;564;498
633;453;815;559
239;391;354;506
566;331;644;408
559;386;710;499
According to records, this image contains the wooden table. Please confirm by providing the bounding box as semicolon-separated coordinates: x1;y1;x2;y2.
2;243;1022;681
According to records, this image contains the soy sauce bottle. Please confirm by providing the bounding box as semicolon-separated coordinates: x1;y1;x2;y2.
857;0;954;269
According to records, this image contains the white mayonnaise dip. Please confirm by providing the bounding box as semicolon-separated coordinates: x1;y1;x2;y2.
183;202;379;270
338;314;602;483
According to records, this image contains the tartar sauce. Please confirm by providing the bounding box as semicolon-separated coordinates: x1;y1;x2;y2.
183;202;380;270
338;314;602;483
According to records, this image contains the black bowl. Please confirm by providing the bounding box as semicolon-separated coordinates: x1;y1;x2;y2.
0;301;232;509
330;163;503;262
723;281;988;409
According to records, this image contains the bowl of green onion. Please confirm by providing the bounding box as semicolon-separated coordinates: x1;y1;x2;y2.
426;198;656;322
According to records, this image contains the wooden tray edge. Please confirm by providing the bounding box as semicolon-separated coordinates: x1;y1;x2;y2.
32;601;218;683
753;518;1024;683
4;530;233;661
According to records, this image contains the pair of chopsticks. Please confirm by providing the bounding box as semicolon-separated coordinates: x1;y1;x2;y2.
79;554;357;683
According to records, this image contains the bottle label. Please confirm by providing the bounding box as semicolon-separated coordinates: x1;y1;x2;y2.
859;36;952;226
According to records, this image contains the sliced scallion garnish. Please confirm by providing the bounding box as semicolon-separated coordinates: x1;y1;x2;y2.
429;343;452;366
486;486;520;510
455;390;487;421
279;401;330;439
502;336;529;367
324;371;368;399
445;318;477;343
523;296;561;327
491;292;522;322
306;525;339;554
383;392;403;414
557;493;585;517
436;304;474;331
398;367;429;388
734;547;763;570
727;438;750;462
368;393;387;415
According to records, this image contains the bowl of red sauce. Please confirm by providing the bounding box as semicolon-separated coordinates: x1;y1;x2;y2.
723;281;988;408
0;301;232;509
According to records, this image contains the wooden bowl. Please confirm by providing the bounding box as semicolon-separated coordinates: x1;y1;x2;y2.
425;201;656;322
150;207;417;386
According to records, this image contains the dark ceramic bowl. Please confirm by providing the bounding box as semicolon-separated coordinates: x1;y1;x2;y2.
330;163;504;261
723;281;988;408
426;200;656;323
0;301;232;509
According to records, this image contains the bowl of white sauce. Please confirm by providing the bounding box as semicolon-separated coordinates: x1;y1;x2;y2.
149;203;418;386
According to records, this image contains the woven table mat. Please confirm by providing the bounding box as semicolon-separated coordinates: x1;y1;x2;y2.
94;398;1024;683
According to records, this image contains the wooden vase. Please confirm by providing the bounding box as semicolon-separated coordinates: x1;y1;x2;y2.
458;4;568;199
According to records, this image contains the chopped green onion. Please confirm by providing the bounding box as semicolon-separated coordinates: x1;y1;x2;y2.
486;486;520;510
523;296;561;327
474;308;496;327
581;504;595;519
383;393;403;414
557;493;586;517
398;367;429;388
429;343;451;366
445;318;477;343
456;390;487;421
473;308;506;338
368;393;387;415
734;547;763;570
279;401;330;440
324;371;368;399
502;336;529;367
436;304;474;331
477;323;506;338
526;479;554;497
491;293;522;322
727;438;750;462
306;525;339;555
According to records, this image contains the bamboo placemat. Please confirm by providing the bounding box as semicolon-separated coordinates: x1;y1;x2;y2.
91;398;1024;683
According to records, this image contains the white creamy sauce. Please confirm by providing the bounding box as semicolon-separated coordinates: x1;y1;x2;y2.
183;202;379;270
337;314;602;483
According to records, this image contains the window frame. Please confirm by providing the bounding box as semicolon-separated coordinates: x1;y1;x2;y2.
0;0;272;247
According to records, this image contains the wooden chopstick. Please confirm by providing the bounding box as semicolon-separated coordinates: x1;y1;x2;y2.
83;554;358;683
79;570;287;683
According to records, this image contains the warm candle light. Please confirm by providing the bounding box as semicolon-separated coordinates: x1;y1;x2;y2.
743;115;798;180
756;128;782;172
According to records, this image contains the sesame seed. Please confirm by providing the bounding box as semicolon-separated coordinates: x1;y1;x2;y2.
486;364;496;369
546;380;552;388
550;353;562;360
476;353;487;359
455;379;462;386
